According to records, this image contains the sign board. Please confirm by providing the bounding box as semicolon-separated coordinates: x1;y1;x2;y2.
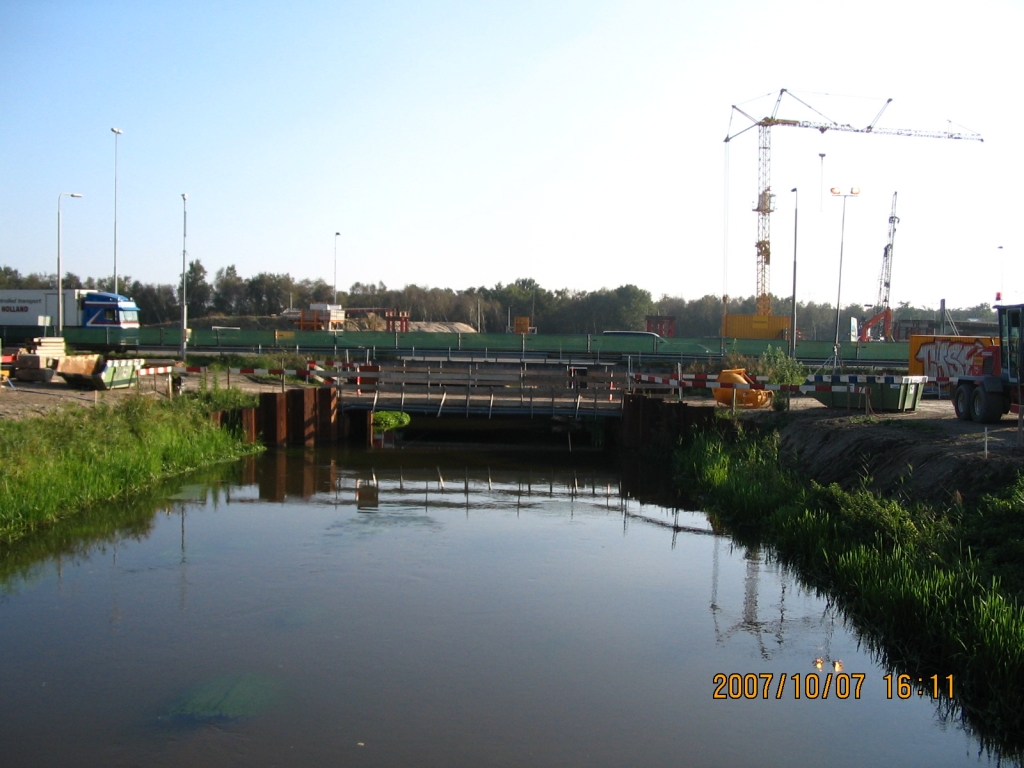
513;316;531;335
720;314;791;339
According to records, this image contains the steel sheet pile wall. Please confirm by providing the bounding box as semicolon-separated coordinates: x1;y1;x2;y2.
619;394;717;450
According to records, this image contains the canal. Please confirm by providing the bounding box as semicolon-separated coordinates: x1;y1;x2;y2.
0;449;993;766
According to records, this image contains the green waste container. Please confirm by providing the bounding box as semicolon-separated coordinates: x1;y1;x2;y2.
807;376;927;412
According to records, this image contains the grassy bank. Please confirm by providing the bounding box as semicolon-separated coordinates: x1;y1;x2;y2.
0;395;261;544
0;459;255;589
676;428;1024;755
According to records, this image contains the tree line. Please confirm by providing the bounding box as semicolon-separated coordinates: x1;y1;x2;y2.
0;263;996;340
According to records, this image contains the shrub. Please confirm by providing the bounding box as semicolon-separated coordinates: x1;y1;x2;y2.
372;411;411;433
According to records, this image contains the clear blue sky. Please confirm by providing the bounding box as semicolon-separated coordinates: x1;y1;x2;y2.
1;0;1020;309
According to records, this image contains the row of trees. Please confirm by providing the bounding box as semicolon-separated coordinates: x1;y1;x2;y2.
0;264;996;339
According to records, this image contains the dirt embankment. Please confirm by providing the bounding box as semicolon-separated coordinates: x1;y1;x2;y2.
770;400;1024;505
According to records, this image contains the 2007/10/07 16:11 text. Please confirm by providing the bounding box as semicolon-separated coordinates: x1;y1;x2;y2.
713;672;864;700
713;673;955;701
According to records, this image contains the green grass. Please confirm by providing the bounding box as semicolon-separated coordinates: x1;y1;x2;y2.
189;351;312;373
0;460;253;589
676;430;1024;757
0;395;261;544
189;352;319;388
187;375;259;411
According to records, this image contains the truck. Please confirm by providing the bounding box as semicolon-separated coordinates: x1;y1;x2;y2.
951;304;1023;423
0;290;141;351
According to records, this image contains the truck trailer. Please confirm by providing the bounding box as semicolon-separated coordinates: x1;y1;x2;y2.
0;290;141;350
951;304;1023;423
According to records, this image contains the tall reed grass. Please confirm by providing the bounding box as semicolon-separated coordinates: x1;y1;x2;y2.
0;395;260;544
676;430;1024;756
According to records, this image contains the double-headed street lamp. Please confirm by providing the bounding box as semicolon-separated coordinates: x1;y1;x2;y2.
830;187;860;369
57;192;84;335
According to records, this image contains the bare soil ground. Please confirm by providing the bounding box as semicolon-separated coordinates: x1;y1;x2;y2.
0;371;277;420
758;397;1024;505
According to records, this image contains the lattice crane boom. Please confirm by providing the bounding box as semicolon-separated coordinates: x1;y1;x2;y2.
878;192;899;313
859;192;900;342
724;89;982;317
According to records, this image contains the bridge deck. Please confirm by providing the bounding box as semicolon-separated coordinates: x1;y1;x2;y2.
325;362;629;418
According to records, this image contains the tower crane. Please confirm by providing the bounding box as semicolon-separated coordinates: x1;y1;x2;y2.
724;89;983;317
859;192;899;342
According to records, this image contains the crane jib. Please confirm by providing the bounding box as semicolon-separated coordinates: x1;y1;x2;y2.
724;91;984;318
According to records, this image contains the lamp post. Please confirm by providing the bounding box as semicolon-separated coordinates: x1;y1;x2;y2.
790;187;798;357
180;193;188;361
829;187;860;370
111;128;123;294
818;153;825;212
333;231;341;304
57;192;83;335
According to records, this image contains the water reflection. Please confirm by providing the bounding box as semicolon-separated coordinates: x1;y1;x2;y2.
0;449;1000;767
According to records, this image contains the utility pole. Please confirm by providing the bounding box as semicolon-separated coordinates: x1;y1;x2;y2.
111;127;123;294
790;187;798;357
180;194;188;361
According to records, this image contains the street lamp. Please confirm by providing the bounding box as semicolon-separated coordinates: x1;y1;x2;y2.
333;232;341;304
790;187;798;357
818;153;825;212
57;192;83;335
180;193;188;361
829;187;860;371
111;127;123;294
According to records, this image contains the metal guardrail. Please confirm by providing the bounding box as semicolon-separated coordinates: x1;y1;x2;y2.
329;363;627;419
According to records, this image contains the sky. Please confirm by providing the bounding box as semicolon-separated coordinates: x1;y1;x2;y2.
1;0;1021;311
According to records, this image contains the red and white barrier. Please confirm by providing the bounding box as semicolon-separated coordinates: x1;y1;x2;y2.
633;373;867;394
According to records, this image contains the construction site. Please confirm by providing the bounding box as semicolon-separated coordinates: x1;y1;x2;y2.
721;89;984;349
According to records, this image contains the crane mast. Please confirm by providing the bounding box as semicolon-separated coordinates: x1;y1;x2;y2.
754;123;774;315
725;90;982;319
860;192;899;342
877;192;898;314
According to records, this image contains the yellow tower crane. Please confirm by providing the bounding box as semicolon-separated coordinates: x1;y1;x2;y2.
724;89;983;317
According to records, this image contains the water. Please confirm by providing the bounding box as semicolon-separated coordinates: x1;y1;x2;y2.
0;450;992;767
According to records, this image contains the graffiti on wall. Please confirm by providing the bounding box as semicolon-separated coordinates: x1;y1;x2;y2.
914;339;987;378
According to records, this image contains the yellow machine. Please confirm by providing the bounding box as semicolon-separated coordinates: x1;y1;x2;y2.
713;368;773;409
